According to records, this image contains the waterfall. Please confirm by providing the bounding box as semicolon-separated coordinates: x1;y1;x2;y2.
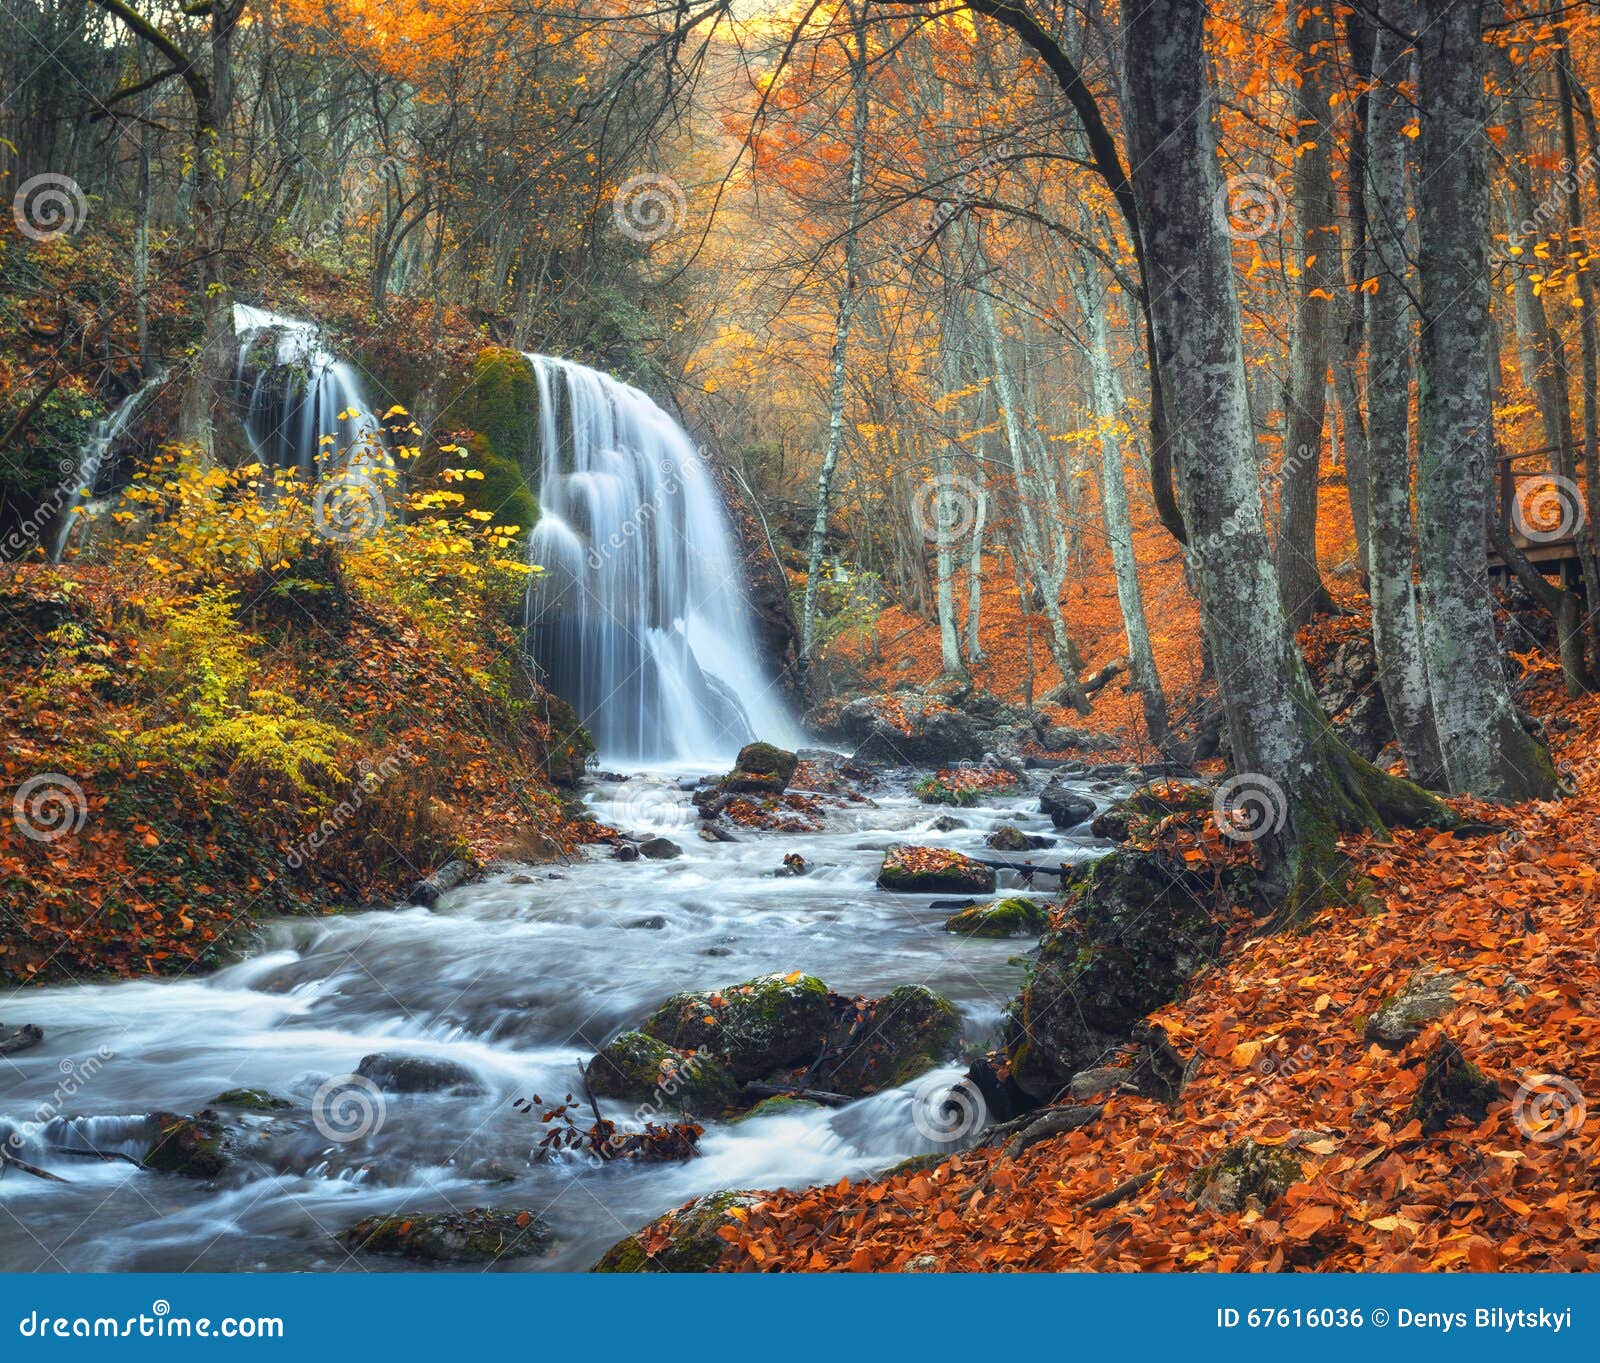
233;304;389;473
522;354;796;763
49;370;166;562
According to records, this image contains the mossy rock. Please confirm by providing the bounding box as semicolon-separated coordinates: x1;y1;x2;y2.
592;1190;759;1273
1408;1036;1499;1134
724;742;798;795
1187;1138;1303;1213
732;1095;823;1123
463;346;539;474
587;1031;739;1116
1090;780;1216;842
461;436;538;540
644;973;832;1082
884;1152;948;1179
877;845;996;895
1364;970;1459;1049
912;778;980;808
819;985;962;1096
211;1088;291;1112
945;896;1050;939
142;1111;228;1177
341;1207;553;1264
986;825;1052;852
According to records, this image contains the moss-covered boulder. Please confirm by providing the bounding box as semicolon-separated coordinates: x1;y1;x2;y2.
724;742;798;795
986;825;1052;852
644;973;831;1082
592;1189;759;1272
1364;970;1459;1049
877;845;996;895
912;777;980;807
587;1031;739;1116
142;1111;228;1177
732;1095;822;1122
944;896;1050;939
1187;1138;1303;1213
1005;847;1243;1103
1408;1036;1499;1134
1091;780;1216;842
211;1088;291;1112
818;985;962;1096
341;1207;553;1264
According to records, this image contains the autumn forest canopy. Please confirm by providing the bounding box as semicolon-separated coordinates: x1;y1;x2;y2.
4;0;1600;1296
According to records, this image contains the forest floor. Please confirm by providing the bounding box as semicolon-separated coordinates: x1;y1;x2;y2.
0;563;585;986
695;654;1600;1272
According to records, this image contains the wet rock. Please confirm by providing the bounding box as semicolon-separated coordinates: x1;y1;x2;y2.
704;946;734;958
638;837;682;860
355;1053;486;1096
775;852;808;877
817;985;962;1096
1090;780;1215;842
1039;780;1095;830
644;973;832;1082
341;1207;553;1264
699;823;737;843
1408;1036;1499;1134
1005;847;1241;1103
625;915;668;930
593;1189;760;1272
1364;970;1460;1049
0;1023;44;1056
930;815;966;832
143;1111;228;1177
986;825;1053;852
587;1031;739;1116
829;694;986;765
614;842;640;862
732;1095;822;1123
723;741;799;795
211;1088;291;1112
1187;1138;1303;1213
944;896;1050;939
876;845;996;895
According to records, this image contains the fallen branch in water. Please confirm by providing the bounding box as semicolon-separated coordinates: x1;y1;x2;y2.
0;1147;70;1183
741;1081;853;1108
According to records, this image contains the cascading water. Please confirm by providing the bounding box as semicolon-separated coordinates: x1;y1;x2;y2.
523;355;798;762
49;370;167;562
233;304;389;473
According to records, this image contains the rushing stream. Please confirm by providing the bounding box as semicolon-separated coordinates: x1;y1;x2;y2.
0;770;1108;1272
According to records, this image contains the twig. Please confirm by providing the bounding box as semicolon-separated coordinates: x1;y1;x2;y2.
1081;1166;1163;1212
0;1147;70;1184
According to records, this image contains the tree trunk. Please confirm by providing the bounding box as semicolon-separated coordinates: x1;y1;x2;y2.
1275;0;1338;628
1121;0;1451;911
1362;3;1447;786
1413;0;1558;799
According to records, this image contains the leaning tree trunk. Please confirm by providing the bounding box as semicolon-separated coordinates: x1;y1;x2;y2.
1362;3;1447;786
1121;0;1450;912
1275;0;1339;629
1413;0;1558;799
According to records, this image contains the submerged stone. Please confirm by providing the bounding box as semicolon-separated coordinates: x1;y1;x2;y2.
341;1207;553;1264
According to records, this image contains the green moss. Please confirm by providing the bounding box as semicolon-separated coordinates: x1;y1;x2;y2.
731;1095;822;1122
462;435;538;534
591;1190;759;1273
644;973;832;1082
587;1031;738;1115
822;984;962;1095
912;778;980;807
464;346;539;473
1408;1036;1499;1134
341;1208;553;1263
877;846;996;895
1187;1138;1304;1213
142;1112;227;1177
212;1088;290;1111
945;897;1050;939
724;742;798;794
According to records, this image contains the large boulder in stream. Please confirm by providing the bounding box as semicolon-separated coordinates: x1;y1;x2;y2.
1039;779;1095;831
643;973;833;1082
142;1111;228;1177
587;1031;740;1116
1090;780;1215;843
945;896;1051;939
723;742;799;795
1005;847;1244;1103
356;1052;486;1095
593;1189;760;1272
341;1207;554;1264
876;845;995;895
815;985;962;1097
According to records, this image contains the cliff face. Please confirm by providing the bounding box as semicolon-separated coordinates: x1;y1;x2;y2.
706;462;805;707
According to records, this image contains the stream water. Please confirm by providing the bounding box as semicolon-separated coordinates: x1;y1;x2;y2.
0;771;1108;1272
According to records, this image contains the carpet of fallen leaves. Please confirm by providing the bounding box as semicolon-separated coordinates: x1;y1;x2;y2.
1;565;578;985
703;665;1600;1273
